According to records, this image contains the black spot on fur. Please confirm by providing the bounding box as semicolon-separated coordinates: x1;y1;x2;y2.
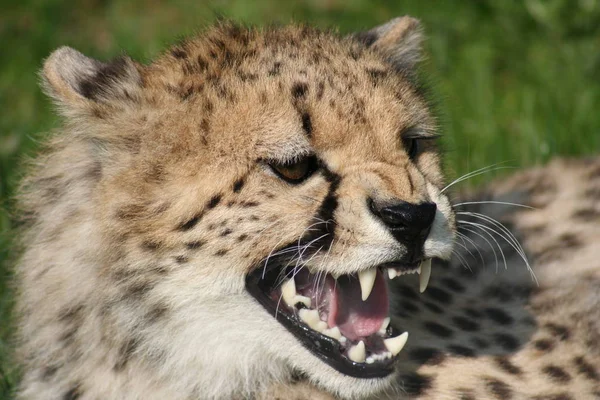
63;384;81;400
141;240;161;251
185;240;204;250
233;178;245;193
448;345;476;357
215;249;228;256
237;234;248;242
423;301;443;314
399;300;419;313
483;377;513;399
79;56;132;101
573;356;599;381
220;228;233;237
483;285;513;302
268;61;282;76
397;284;419;300
241;201;259;208
471;337;490;349
400;372;433;396
409;347;446;366
175;255;188;264
179;212;204;231
485;307;513;325
124;281;153;299
291;82;308;99
494;356;522;375
171;48;188;59
494;333;520;351
301;112;312;136
452;316;480;332
542;365;571;383
145;304;169;324
114;337;139;371
207;194;222;209
534;338;555;351
441;277;466;292
423;321;454;338
544;323;570;341
425;286;452;303
41;365;59;380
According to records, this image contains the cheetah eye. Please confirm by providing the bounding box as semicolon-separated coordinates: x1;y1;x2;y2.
402;138;418;160
269;155;318;184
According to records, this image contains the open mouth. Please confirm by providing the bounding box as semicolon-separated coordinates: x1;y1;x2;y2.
245;255;433;378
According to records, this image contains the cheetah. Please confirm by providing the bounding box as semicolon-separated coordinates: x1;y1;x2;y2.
14;17;600;399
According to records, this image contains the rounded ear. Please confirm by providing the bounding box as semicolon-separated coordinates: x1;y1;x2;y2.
41;47;142;116
354;16;424;75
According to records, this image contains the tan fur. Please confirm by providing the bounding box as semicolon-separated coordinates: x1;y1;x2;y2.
15;17;598;400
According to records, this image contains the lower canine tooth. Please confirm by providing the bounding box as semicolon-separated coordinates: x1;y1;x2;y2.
323;326;342;340
281;278;297;307
378;317;391;335
358;268;377;301
419;258;432;293
384;332;409;356
315;321;328;332
348;340;366;363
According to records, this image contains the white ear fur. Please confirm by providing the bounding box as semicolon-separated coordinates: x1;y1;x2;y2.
355;16;424;74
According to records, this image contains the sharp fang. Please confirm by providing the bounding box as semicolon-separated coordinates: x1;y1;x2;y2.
419;259;432;293
281;278;296;307
323;326;342;340
348;340;366;363
358;268;377;301
315;321;328;332
378;317;391;335
298;309;321;330
366;356;374;364
388;269;397;279
383;332;409;356
293;295;311;308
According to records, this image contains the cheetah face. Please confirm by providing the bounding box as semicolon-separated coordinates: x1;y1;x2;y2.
42;17;455;399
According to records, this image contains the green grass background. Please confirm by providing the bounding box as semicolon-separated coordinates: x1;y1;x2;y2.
1;0;599;397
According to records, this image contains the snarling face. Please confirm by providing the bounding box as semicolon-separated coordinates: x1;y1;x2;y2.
41;18;455;399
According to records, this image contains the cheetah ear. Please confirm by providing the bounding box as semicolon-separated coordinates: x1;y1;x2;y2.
42;46;142;115
354;16;423;75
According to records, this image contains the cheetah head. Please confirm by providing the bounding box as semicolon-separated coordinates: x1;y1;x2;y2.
42;17;455;399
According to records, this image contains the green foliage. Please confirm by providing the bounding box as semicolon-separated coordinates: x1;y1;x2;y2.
1;1;599;397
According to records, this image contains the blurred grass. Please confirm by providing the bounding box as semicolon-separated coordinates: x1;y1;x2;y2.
1;0;600;397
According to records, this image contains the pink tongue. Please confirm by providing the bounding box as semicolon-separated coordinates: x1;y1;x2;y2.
333;270;389;341
294;269;389;342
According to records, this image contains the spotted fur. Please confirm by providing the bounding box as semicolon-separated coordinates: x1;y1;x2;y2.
14;17;599;400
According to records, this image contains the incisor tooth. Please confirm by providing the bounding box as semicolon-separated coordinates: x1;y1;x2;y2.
298;309;320;329
378;317;391;335
293;295;311;308
366;356;374;364
388;269;397;279
348;340;366;363
419;259;432;293
281;279;296;307
358;268;377;301
384;332;409;356
323;326;342;340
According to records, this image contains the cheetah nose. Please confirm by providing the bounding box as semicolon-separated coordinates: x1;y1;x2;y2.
369;199;437;241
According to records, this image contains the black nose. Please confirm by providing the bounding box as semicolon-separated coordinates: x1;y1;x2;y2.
369;199;437;241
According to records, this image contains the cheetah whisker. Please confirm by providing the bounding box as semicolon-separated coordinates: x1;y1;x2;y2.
458;225;502;272
453;200;536;210
441;162;515;193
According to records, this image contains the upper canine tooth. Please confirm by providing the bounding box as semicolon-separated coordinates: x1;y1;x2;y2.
358;268;377;301
298;309;321;329
383;332;409;356
348;340;366;363
281;278;297;307
388;269;397;280
419;259;432;293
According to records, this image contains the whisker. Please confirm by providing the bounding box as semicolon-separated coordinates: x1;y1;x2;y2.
441;162;515;193
458;225;501;272
456;231;485;265
453;201;536;210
